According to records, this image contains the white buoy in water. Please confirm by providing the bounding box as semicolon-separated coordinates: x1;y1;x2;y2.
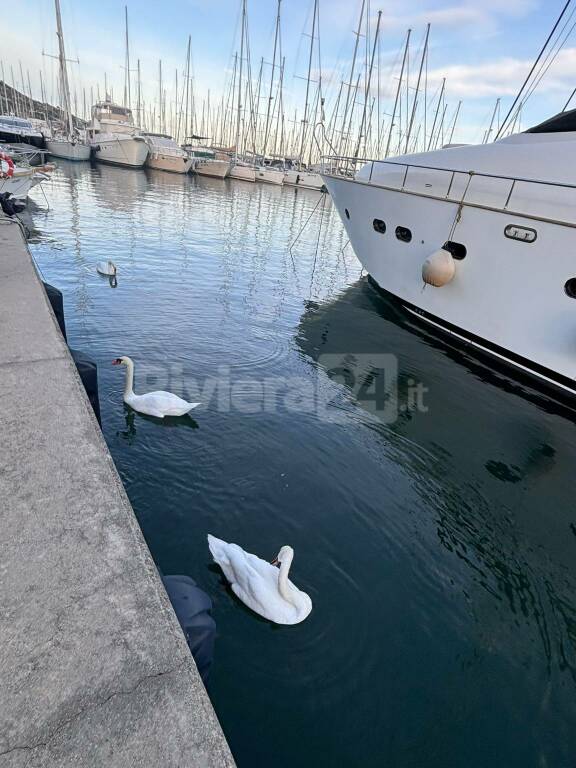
96;260;117;276
422;248;456;287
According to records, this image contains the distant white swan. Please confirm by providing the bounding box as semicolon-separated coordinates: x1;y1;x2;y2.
208;535;312;625
96;260;117;276
112;356;200;418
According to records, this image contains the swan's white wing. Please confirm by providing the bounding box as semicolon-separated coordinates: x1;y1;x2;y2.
130;390;199;417
208;536;303;623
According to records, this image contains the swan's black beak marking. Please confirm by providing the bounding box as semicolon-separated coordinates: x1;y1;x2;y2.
112;358;122;365
271;558;280;567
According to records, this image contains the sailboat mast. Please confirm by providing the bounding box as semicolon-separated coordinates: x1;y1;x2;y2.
185;36;191;142
158;60;163;133
385;28;410;158
405;23;429;154
235;0;246;160
54;0;74;136
263;0;281;159
298;0;317;167
124;6;131;110
427;76;445;151
354;9;381;160
137;59;142;128
339;0;365;156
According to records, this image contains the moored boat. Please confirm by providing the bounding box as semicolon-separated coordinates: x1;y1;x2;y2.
322;109;576;395
45;0;91;162
256;166;284;185
87;100;148;168
143;133;193;173
229;161;256;182
284;169;324;190
0;116;45;148
46;136;91;161
187;147;230;178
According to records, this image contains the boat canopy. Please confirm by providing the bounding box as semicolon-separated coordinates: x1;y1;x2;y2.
143;133;177;147
526;108;576;134
93;102;133;120
0;116;35;131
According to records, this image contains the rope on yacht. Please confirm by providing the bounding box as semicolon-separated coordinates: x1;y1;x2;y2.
447;171;474;241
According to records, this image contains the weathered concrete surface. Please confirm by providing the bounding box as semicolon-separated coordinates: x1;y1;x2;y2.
0;216;235;767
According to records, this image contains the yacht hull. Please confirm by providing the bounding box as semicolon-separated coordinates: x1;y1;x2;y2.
146;153;193;174
284;170;325;190
194;160;230;178
46;139;91;161
324;172;576;392
256;167;284;185
0;168;44;200
229;164;256;182
92;137;148;168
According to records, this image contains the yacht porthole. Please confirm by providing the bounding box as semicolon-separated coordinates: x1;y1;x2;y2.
345;208;350;219
373;218;386;234
443;240;467;260
564;278;576;298
395;226;412;243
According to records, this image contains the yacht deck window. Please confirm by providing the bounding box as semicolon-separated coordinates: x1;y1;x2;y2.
373;218;386;233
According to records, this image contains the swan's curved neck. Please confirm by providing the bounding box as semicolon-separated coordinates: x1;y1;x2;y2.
123;359;135;398
277;555;296;605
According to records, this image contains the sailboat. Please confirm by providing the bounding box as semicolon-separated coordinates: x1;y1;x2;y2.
255;0;284;186
229;0;256;182
283;0;323;190
45;0;91;161
144;59;192;173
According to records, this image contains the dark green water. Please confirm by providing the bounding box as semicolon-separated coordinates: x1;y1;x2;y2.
29;162;576;767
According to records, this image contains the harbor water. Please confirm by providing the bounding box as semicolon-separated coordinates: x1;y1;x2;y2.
28;162;576;767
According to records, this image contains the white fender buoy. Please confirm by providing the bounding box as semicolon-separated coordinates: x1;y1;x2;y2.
422;248;456;287
96;260;117;276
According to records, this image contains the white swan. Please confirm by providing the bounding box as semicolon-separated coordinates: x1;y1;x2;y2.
208;535;312;625
96;260;117;276
112;356;200;418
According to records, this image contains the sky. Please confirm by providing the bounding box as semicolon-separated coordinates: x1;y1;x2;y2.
3;0;576;146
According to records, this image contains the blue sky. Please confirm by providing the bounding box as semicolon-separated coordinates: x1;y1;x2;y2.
4;0;576;144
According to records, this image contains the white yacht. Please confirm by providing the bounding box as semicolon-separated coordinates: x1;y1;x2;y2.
256;165;284;186
322;110;576;395
0;116;44;148
0;164;51;200
284;169;324;190
187;147;230;178
87;100;148;168
229;161;256;182
143;133;193;173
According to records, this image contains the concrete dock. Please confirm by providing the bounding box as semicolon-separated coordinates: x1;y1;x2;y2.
0;215;235;767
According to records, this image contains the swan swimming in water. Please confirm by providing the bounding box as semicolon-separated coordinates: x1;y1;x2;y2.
96;260;117;276
208;535;312;625
112;356;200;418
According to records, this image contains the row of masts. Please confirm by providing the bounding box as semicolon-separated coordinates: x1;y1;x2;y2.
2;0;523;162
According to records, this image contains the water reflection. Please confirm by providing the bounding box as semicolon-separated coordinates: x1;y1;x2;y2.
89;163;149;212
297;277;576;687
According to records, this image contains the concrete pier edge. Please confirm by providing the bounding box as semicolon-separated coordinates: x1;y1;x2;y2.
0;213;235;766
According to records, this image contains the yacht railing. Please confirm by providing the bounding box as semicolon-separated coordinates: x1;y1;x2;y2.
321;154;576;228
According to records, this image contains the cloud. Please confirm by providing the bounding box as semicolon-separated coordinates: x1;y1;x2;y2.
426;47;576;99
